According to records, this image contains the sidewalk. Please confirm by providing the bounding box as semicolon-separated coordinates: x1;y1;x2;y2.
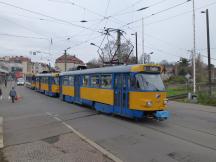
0;84;114;162
2;132;113;162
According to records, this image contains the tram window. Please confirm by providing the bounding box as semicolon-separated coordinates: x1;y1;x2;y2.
134;73;165;91
44;77;48;84
53;77;59;85
101;74;112;89
91;75;100;87
82;75;89;87
63;76;69;86
41;77;44;83
130;77;137;89
68;76;74;86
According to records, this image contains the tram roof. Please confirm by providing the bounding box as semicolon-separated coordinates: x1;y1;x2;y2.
60;64;161;76
36;73;59;77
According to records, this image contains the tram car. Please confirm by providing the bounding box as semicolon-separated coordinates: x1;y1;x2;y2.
25;73;36;89
59;64;169;120
32;64;169;120
35;73;59;97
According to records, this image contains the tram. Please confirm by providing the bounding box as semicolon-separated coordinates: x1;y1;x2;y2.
32;64;169;120
35;73;59;97
25;73;36;89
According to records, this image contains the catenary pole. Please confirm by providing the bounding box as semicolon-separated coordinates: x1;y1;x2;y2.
192;0;196;94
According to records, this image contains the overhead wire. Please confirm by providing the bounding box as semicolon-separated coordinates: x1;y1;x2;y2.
144;0;216;27
0;16;49;39
0;1;101;33
110;0;170;18
0;33;48;40
110;0;147;17
123;0;191;27
47;0;135;32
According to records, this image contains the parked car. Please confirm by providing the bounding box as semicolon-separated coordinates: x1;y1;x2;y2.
17;78;25;86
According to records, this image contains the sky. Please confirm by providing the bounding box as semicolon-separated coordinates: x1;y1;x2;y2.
0;0;215;66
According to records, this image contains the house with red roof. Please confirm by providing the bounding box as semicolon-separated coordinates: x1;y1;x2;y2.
55;54;84;72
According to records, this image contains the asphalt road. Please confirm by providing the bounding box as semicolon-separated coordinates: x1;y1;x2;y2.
1;85;216;162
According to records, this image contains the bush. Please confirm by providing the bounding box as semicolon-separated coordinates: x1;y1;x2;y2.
197;93;216;106
166;76;187;84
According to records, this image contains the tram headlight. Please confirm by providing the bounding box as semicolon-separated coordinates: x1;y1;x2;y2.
164;99;168;105
146;101;153;107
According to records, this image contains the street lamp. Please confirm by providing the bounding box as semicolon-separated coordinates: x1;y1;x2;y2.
143;52;153;64
201;9;212;96
80;20;88;23
90;43;104;64
137;7;149;64
131;33;138;64
136;7;149;11
64;47;71;72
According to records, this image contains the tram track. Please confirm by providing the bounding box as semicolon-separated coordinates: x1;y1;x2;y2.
138;122;216;152
169;122;216;137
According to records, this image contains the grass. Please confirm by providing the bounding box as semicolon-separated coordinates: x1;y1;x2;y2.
197;93;216;106
167;87;188;97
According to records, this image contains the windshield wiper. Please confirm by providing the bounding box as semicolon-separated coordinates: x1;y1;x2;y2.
146;81;160;91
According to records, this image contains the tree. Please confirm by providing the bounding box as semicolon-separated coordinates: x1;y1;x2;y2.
177;58;190;76
101;40;135;64
86;59;101;69
196;54;208;82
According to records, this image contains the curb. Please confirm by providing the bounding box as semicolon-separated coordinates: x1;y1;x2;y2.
0;117;3;148
64;123;123;162
47;112;122;162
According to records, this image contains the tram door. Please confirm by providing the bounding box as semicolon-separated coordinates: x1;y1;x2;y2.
74;75;81;102
48;77;52;92
39;77;41;90
114;74;129;114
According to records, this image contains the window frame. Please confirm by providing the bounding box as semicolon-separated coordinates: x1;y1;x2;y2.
101;74;112;89
63;76;69;86
90;74;100;88
82;75;90;87
68;76;74;86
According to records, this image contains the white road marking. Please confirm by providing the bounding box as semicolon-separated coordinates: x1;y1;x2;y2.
0;117;3;148
46;112;122;162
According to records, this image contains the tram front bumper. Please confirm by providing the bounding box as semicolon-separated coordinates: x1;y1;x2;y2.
154;110;170;120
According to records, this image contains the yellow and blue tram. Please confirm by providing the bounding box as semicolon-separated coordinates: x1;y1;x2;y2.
35;73;59;97
25;73;36;89
33;64;169;120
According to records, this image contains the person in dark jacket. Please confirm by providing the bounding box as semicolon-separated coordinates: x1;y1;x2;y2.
4;79;7;87
9;87;17;103
0;88;2;100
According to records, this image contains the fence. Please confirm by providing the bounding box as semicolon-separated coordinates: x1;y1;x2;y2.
166;82;216;97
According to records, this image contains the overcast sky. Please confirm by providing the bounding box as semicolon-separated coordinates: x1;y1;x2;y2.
0;0;215;65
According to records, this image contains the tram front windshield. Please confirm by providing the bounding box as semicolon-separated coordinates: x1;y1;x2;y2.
135;73;165;91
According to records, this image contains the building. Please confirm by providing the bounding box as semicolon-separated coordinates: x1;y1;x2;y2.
0;62;9;83
0;56;50;76
55;54;84;72
8;56;32;74
161;64;176;81
31;62;49;74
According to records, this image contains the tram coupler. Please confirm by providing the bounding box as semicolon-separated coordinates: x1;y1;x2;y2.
154;110;170;121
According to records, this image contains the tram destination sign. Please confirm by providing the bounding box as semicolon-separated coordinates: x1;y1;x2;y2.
144;66;161;73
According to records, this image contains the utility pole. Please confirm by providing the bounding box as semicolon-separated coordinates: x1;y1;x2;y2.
142;17;145;64
135;32;138;64
192;0;196;94
116;29;121;64
64;50;67;72
204;9;212;95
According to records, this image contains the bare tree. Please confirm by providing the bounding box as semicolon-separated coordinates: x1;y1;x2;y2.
101;40;135;64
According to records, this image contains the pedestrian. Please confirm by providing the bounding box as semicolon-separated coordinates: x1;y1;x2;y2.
4;79;7;87
0;87;2;100
9;87;17;103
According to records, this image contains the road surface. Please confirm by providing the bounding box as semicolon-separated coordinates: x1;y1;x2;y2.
0;85;216;162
